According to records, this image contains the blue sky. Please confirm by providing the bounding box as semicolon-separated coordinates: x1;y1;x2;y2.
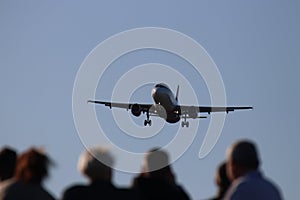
1;1;299;199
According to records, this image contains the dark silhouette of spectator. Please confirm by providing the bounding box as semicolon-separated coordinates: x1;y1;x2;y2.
0;148;55;200
0;147;17;182
224;140;282;200
62;146;138;200
132;148;190;200
206;161;231;200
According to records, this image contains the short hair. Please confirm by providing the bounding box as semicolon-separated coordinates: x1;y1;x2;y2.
0;147;17;181
15;148;51;183
145;148;170;173
78;147;114;180
227;140;260;169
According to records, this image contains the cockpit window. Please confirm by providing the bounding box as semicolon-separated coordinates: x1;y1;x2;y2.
155;83;169;89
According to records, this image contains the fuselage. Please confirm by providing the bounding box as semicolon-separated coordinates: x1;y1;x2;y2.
151;83;180;123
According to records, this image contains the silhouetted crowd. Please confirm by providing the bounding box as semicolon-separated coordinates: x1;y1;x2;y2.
0;140;283;200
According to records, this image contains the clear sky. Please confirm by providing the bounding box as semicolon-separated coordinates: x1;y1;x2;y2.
1;1;299;199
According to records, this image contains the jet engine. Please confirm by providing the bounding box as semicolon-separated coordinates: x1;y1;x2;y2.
188;106;198;119
131;104;142;117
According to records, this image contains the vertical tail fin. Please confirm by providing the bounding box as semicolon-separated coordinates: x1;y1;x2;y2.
175;85;179;101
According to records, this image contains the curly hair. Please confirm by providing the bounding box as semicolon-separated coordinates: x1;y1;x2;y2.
15;148;51;183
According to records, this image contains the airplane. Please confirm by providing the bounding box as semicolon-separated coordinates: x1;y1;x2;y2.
88;83;252;127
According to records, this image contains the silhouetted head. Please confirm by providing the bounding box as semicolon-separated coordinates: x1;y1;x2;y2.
78;147;114;182
145;148;174;181
215;161;231;197
0;147;17;181
226;140;260;180
15;148;52;183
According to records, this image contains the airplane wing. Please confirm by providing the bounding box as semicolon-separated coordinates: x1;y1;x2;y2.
88;100;252;114
88;100;252;127
180;105;253;114
87;100;153;112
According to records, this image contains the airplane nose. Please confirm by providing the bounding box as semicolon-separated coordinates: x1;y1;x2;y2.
151;87;157;98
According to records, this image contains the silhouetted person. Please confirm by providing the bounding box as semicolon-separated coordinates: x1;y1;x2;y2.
62;146;138;200
132;148;190;200
0;148;55;200
0;147;17;182
206;161;231;200
224;140;282;200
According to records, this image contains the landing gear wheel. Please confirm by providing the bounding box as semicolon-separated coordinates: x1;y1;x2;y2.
181;120;189;127
144;119;152;126
143;110;152;126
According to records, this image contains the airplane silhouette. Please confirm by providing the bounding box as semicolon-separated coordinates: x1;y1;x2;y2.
88;83;252;127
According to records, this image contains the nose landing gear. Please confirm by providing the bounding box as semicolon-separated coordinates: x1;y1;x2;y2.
181;121;189;127
144;110;152;126
144;119;152;126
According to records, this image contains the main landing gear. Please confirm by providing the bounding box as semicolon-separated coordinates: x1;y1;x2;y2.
144;111;152;126
181;121;189;127
181;115;189;127
144;119;152;126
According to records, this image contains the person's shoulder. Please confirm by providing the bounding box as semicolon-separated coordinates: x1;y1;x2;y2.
0;178;15;191
132;176;154;189
0;181;55;200
0;179;15;199
62;182;138;200
115;187;140;200
64;184;88;192
39;187;56;200
132;177;190;200
227;173;282;200
223;176;251;200
62;184;88;200
245;171;282;193
259;175;282;199
204;197;220;200
175;184;191;200
0;180;24;197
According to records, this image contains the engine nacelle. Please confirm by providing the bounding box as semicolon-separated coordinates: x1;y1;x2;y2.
188;106;198;119
131;103;142;117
